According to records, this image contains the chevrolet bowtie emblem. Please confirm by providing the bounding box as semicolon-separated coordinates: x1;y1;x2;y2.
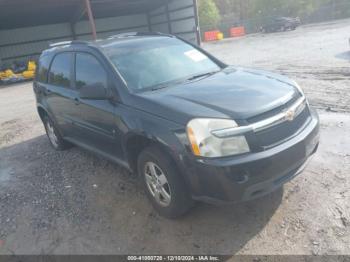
285;109;295;121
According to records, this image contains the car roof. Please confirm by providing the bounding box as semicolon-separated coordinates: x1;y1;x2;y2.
43;32;174;55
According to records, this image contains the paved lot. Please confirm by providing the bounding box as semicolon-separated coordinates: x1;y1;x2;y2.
0;19;350;255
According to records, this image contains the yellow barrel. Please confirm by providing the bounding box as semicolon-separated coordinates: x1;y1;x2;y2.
217;32;224;40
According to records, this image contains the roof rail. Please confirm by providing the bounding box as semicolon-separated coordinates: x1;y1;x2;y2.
107;31;173;39
49;40;89;47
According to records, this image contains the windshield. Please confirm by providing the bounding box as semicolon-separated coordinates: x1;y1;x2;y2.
102;37;221;91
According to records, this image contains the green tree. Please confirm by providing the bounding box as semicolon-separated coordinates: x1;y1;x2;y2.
215;0;252;20
213;0;332;19
198;0;221;30
206;0;350;29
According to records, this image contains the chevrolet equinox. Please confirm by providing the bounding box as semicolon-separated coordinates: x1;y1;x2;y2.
33;32;320;218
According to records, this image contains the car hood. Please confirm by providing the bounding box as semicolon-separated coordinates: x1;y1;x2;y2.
131;67;300;125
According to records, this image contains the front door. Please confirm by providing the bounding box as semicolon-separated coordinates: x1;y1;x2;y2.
72;52;122;159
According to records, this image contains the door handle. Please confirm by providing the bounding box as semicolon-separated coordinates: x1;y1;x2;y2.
45;88;52;95
74;97;80;105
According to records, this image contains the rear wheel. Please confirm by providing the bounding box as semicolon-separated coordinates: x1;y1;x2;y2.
43;115;71;151
137;146;194;218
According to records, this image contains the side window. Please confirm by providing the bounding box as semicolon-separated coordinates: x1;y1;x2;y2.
75;53;107;89
37;55;51;83
48;53;72;88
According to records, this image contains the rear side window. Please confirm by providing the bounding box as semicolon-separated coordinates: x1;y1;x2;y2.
75;53;107;89
37;55;51;83
48;53;72;88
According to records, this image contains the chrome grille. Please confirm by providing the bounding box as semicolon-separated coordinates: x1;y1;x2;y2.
211;96;311;149
255;106;311;149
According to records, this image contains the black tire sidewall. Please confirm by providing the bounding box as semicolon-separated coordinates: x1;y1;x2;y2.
137;146;193;218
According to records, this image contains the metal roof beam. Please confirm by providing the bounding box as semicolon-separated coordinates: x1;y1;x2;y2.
85;0;97;40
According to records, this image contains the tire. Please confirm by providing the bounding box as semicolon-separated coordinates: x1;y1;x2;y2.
137;146;194;218
43;115;71;151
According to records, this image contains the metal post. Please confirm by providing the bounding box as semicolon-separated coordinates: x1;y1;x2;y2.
165;0;172;34
70;22;77;40
147;12;152;32
85;0;97;40
193;0;201;45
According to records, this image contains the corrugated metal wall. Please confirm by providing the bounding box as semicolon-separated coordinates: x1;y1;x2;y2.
0;14;148;65
0;23;72;64
0;0;199;65
76;14;149;40
149;0;199;44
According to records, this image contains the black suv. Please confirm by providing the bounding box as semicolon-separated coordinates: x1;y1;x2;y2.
33;32;319;218
261;17;301;33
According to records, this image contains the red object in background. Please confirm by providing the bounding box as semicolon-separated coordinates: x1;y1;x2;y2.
230;26;245;37
204;30;220;41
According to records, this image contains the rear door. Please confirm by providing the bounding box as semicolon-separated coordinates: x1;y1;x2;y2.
44;52;80;137
73;51;122;159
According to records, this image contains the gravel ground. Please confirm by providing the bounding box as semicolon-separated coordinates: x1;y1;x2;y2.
0;19;349;255
203;19;350;113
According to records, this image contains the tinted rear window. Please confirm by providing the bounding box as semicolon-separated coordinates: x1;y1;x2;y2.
37;55;51;83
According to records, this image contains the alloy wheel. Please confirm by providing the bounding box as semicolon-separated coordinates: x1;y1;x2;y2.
46;120;59;148
144;162;171;207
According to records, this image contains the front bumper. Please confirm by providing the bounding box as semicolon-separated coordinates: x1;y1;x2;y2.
180;108;320;204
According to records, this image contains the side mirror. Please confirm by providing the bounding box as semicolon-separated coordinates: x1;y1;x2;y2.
79;83;110;100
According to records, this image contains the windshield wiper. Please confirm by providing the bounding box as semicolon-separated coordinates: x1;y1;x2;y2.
149;71;220;91
151;85;168;91
150;79;186;91
186;71;219;81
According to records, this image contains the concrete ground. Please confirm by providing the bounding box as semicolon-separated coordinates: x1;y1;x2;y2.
0;19;350;255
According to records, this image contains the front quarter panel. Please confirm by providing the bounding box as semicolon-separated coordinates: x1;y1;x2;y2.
119;103;189;167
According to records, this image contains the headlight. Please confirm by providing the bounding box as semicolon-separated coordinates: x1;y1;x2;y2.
186;118;250;157
293;81;305;95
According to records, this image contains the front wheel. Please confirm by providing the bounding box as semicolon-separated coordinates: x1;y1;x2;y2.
137;146;194;218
